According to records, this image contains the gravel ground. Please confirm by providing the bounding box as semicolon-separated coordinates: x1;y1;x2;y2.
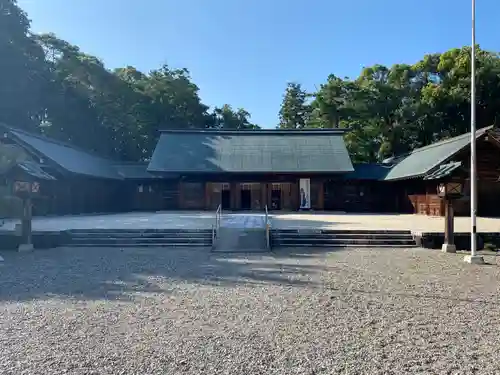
1;246;500;375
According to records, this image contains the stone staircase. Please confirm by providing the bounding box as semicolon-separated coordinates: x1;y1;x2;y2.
65;229;213;247
212;214;269;253
213;226;268;253
270;229;417;248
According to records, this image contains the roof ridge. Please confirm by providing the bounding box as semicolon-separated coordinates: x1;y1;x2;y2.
159;128;350;135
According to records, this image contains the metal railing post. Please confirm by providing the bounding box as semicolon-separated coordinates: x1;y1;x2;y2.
265;205;270;250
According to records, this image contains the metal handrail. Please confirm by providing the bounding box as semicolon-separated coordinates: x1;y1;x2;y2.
265;205;270;250
212;204;222;246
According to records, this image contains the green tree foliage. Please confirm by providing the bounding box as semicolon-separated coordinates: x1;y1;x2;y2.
210;104;259;130
0;0;259;162
4;0;500;165
279;47;500;162
278;82;310;129
0;0;48;130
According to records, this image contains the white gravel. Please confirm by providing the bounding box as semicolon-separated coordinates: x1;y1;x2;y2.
1;246;500;374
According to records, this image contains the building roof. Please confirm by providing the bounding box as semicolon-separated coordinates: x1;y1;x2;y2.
113;162;170;179
343;163;393;180
3;126;122;180
15;160;56;180
423;161;463;180
147;129;354;173
382;126;492;181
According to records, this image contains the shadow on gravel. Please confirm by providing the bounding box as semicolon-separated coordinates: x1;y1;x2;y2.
0;246;341;302
330;287;500;306
271;246;349;258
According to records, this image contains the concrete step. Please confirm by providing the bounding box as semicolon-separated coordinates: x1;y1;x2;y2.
270;229;417;248
213;227;268;252
272;237;415;243
70;242;210;248
66;229;214;247
272;239;416;246
273;229;412;235
68;229;212;235
271;243;418;248
69;232;212;239
271;233;414;240
70;237;211;245
212;248;271;253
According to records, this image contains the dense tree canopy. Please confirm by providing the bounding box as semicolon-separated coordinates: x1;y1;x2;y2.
2;0;498;163
278;49;500;162
0;0;259;161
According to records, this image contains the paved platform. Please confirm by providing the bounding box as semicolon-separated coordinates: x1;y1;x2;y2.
270;213;500;233
0;212;216;231
1;211;499;233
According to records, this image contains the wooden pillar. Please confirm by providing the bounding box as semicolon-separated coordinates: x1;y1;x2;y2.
205;182;211;210
230;182;238;210
19;196;33;252
444;199;454;244
442;198;456;253
318;180;324;210
261;183;268;209
178;181;184;209
267;183;272;209
290;181;299;210
281;183;288;210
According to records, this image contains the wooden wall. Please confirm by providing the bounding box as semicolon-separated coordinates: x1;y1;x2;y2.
452;138;500;217
178;179;314;211
323;179;387;212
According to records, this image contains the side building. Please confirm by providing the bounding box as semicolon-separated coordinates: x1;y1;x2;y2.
0;124;159;216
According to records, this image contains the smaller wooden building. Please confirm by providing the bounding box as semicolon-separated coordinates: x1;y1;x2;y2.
377;126;500;217
0;125;155;216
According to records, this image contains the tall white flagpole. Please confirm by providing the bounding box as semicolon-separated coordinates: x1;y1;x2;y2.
465;0;483;264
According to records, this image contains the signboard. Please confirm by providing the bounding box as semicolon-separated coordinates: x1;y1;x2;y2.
299;178;311;209
14;181;31;193
31;182;40;193
13;180;40;198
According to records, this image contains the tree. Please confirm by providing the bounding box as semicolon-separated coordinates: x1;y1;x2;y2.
278;82;310;129
0;0;48;130
210;104;260;130
301;46;500;162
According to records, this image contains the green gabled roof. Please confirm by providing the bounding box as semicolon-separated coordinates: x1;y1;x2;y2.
383;126;492;181
2;125;123;180
343;163;392;180
147;129;354;173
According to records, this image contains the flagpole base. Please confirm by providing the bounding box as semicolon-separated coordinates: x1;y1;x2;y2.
463;254;484;264
441;243;456;253
18;244;34;252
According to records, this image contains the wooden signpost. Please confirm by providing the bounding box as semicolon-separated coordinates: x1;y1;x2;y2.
13;179;38;252
437;181;464;253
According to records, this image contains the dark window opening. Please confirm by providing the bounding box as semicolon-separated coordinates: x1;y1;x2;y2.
240;189;251;210
221;189;231;209
271;187;281;210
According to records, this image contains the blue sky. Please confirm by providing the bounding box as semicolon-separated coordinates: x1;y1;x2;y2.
18;0;500;128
